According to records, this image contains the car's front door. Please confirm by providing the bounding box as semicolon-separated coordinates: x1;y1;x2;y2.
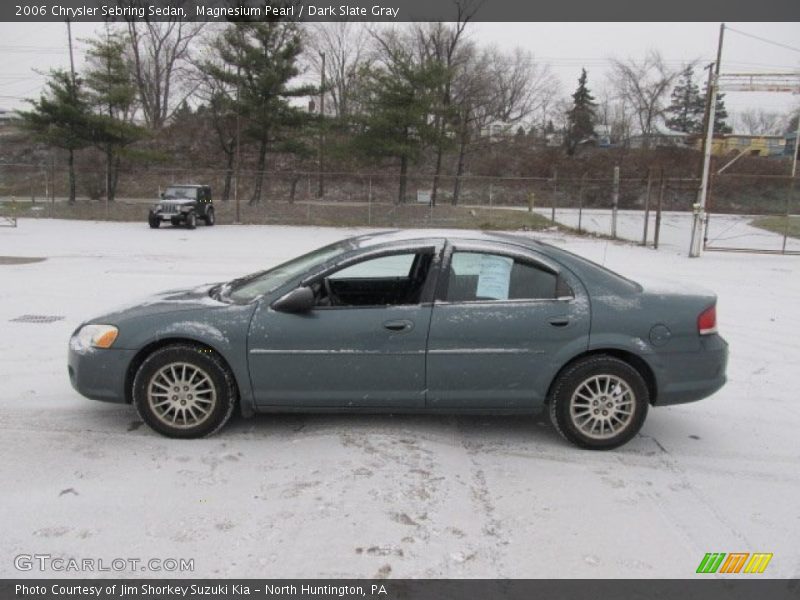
425;244;590;409
247;244;442;408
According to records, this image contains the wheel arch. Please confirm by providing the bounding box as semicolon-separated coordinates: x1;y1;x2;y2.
545;348;658;406
124;337;240;406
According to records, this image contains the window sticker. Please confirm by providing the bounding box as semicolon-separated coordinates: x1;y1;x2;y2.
476;255;513;300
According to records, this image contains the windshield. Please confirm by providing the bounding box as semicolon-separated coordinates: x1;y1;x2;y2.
163;187;196;200
227;241;348;302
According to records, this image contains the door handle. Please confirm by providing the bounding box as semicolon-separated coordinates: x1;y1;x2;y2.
383;319;414;332
548;316;570;327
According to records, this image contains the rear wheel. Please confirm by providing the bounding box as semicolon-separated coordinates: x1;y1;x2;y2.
132;345;237;438
204;208;215;226
548;356;649;450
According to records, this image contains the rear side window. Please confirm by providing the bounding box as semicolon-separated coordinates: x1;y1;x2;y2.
446;252;559;301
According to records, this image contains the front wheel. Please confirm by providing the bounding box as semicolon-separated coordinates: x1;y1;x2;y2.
185;212;197;229
132;345;237;438
148;215;160;228
548;356;649;450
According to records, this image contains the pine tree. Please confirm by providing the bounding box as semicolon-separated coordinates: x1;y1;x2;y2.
19;70;92;204
353;53;446;203
565;69;597;155
83;31;145;202
711;89;733;134
207;22;317;205
665;67;704;133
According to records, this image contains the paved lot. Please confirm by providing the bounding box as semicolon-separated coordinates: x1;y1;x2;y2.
0;219;798;578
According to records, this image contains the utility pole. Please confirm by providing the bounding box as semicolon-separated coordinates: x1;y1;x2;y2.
318;51;325;199
66;19;76;84
234;66;242;224
690;23;725;257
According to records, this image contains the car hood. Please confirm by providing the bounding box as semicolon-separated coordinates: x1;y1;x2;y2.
160;199;194;206
87;283;228;324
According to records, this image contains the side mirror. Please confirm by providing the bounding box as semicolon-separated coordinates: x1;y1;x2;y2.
272;286;315;313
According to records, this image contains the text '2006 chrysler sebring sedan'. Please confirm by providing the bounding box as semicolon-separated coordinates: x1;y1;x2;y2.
68;231;728;449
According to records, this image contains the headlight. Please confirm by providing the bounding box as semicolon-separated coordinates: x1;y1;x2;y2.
70;324;119;351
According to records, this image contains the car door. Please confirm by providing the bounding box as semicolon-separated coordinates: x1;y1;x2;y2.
425;242;590;409
247;243;443;408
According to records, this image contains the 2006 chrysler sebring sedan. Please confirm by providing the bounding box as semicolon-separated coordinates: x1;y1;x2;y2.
68;230;728;449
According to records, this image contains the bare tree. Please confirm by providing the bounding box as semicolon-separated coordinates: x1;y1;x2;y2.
450;45;557;204
412;1;480;204
609;50;679;148
304;22;371;120
735;108;784;136
125;15;205;129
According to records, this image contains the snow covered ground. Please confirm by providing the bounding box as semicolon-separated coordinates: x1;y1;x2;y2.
0;218;798;579
532;207;800;253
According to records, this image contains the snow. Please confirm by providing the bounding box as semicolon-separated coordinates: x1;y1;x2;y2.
1;218;798;578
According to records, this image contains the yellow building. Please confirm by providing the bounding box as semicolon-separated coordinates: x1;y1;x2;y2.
697;134;786;157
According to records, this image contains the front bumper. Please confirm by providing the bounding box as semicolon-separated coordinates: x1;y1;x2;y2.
68;346;136;403
654;334;729;406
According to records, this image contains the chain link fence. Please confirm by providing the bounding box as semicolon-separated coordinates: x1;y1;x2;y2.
1;162;797;252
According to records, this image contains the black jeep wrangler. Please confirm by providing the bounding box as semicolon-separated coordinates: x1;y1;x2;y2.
148;184;214;229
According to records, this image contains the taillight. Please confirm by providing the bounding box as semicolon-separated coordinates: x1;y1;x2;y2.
698;304;717;335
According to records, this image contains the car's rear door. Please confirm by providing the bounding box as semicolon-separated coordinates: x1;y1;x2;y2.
425;242;590;409
247;242;444;408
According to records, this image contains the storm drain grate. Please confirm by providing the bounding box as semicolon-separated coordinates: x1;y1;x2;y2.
10;314;65;324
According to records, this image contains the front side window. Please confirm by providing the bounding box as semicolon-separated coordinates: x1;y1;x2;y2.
315;250;433;307
446;251;559;302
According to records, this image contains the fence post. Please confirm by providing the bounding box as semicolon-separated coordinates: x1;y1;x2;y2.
642;168;653;246
611;165;619;239
654;169;665;250
551;168;558;223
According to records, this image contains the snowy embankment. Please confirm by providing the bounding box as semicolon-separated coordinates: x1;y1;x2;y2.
0;219;798;578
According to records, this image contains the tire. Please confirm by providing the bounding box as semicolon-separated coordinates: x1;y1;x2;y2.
148;216;160;229
132;344;237;438
548;355;649;450
204;208;215;226
170;217;180;227
185;212;197;229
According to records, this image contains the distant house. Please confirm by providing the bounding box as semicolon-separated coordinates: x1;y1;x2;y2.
695;134;786;157
480;121;515;140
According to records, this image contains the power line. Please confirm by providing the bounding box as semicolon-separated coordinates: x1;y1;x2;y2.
725;26;800;56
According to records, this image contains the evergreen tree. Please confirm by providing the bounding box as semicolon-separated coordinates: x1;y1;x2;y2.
665;67;704;133
83;32;145;202
565;69;597;155
208;22;317;205
711;89;733;134
19;70;92;204
353;53;446;203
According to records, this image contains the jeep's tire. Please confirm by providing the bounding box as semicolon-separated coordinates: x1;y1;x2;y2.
548;355;649;450
148;215;160;229
170;217;180;227
204;208;215;226
133;344;237;438
186;212;197;229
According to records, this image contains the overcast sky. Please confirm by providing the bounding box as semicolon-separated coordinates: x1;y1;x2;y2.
1;21;798;125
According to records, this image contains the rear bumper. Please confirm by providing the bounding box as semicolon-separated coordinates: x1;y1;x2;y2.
68;346;135;403
653;334;728;406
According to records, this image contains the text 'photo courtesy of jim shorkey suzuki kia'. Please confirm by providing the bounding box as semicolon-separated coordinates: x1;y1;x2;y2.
68;230;728;450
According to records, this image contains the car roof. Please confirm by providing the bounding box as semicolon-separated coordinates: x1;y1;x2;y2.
352;229;543;250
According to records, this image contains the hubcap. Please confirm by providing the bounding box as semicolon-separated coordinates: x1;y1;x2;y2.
569;374;635;440
147;362;216;428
